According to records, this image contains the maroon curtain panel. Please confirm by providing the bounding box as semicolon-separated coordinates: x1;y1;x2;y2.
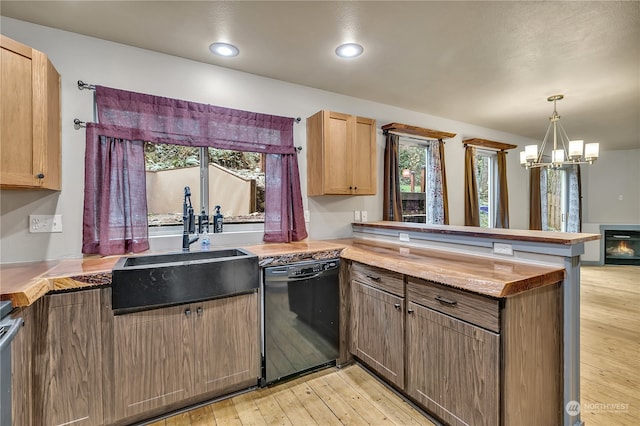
463;145;479;226
83;86;307;255
529;168;542;230
83;124;150;255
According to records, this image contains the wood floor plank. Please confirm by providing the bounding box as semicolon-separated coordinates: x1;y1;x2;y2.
164;411;192;426
338;366;436;426
187;405;216;426
211;398;242;426
229;392;268;426
250;387;294;425
282;378;343;425
305;369;369;425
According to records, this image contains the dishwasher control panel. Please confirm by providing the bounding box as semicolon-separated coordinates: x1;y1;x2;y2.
289;259;339;277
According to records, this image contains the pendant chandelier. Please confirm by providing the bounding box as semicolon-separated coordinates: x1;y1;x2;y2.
520;95;599;169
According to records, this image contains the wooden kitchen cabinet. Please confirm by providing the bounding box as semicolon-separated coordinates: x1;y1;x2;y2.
110;291;259;423
194;293;259;395
111;302;193;420
307;110;377;196
406;301;499;426
32;289;104;426
349;263;404;388
0;35;61;190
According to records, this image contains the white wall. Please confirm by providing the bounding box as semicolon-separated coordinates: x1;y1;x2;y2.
1;17;637;263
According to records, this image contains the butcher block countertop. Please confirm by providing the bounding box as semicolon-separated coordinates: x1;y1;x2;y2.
1;237;566;307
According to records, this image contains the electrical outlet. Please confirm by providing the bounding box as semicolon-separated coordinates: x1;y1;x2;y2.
399;233;410;242
29;214;63;233
304;210;310;222
361;211;368;222
354;210;361;222
493;242;513;256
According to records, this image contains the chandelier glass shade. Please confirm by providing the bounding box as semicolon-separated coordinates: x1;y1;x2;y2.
520;95;599;169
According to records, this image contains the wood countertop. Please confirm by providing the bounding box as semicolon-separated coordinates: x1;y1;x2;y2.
1;237;565;307
340;239;565;298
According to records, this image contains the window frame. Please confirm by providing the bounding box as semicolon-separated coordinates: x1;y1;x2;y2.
474;148;499;228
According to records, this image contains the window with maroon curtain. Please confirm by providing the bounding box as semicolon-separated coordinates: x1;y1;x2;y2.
83;86;307;255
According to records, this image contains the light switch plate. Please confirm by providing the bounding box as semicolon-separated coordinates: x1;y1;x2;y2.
354;210;361;222
361;211;368;222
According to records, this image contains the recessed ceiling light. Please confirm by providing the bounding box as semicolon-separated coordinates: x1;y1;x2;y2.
209;42;239;57
335;43;364;58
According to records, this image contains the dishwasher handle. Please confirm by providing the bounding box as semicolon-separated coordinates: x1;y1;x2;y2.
266;272;324;282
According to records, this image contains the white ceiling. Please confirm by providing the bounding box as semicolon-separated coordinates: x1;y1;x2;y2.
2;1;639;151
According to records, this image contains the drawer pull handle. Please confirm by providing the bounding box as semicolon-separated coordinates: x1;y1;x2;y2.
435;296;458;306
366;274;381;281
394;303;401;310
407;308;414;314
184;308;192;317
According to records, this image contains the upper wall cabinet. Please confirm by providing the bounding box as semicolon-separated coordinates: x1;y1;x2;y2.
1;35;61;190
307;110;376;196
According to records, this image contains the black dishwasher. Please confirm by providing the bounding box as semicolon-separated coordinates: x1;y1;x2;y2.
262;259;339;385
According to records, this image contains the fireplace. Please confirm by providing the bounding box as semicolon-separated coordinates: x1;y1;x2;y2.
601;225;640;266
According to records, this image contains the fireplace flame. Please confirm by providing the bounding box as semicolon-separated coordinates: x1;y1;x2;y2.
607;241;635;257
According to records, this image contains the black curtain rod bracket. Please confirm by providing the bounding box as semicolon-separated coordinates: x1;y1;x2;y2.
73;119;87;130
77;80;96;91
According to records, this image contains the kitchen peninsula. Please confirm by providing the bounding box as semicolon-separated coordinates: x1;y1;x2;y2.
1;224;599;426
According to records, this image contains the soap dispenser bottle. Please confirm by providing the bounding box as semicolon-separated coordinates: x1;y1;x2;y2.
213;205;223;233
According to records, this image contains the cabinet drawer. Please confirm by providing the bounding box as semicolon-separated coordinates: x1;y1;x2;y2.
407;277;500;332
352;262;404;297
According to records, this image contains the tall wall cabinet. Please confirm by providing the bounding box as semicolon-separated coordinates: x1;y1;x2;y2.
307;110;376;196
1;35;61;190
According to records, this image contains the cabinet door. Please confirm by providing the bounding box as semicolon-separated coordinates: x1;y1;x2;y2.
351;116;377;195
0;35;60;189
407;302;499;426
112;304;193;420
323;111;352;194
1;37;38;187
194;292;259;395
350;280;404;388
33;290;103;426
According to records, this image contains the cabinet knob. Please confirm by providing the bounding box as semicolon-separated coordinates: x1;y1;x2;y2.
184;308;192;317
394;303;401;310
196;306;203;316
36;173;45;179
349;186;353;190
407;308;414;314
354;186;358;191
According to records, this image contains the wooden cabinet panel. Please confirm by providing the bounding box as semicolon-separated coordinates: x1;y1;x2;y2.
350;280;404;388
406;301;499;426
0;35;60;190
112;304;193;420
351;262;404;297
307;110;377;196
194;293;259;394
351;116;377;195
34;290;103;426
407;278;500;332
11;303;35;426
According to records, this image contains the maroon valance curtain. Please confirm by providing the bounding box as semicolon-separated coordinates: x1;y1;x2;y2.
83;86;307;255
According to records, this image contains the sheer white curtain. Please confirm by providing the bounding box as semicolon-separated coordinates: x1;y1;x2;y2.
426;140;447;224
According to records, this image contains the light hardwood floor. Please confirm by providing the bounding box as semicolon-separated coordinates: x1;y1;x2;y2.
148;265;638;426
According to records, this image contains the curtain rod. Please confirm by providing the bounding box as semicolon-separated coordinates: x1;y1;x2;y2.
76;80;302;124
383;129;444;143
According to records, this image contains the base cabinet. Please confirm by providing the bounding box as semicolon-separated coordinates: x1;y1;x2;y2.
33;289;104;426
406;301;499;426
349;263;405;388
347;261;562;426
110;291;259;423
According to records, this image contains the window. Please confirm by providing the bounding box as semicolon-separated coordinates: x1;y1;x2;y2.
398;140;428;223
144;143;264;234
475;150;497;228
